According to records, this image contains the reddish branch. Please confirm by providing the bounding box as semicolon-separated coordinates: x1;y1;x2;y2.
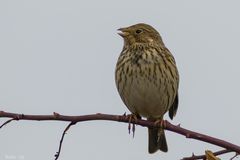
182;149;232;160
0;111;239;160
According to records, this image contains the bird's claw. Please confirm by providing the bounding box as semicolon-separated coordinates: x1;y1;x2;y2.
126;114;140;138
154;119;165;128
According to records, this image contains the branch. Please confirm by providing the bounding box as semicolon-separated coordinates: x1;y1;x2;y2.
54;121;76;160
182;149;232;160
1;111;240;159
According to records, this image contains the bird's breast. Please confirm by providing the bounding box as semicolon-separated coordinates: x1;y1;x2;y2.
116;47;178;119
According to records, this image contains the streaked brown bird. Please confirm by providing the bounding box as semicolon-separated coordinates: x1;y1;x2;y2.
115;23;179;153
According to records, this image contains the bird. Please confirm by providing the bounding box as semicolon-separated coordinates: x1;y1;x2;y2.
115;23;179;153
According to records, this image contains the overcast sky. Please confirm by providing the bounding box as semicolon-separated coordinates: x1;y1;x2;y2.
0;1;240;160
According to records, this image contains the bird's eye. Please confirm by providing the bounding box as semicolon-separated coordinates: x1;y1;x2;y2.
135;29;143;34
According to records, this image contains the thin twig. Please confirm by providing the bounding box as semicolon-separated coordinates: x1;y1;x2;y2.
0;118;15;128
54;121;76;160
230;153;239;160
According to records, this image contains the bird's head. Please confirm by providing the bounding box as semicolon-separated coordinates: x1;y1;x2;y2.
118;23;163;47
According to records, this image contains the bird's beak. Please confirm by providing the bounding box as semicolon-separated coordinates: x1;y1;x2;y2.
117;28;130;37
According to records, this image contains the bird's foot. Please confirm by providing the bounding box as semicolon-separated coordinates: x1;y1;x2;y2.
153;119;165;129
123;114;141;138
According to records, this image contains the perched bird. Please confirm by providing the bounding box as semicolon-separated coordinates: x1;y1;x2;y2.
115;23;179;153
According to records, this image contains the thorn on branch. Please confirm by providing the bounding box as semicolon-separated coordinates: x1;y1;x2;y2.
182;149;232;160
53;112;60;118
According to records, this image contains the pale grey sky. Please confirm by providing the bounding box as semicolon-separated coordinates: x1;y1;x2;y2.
0;1;240;160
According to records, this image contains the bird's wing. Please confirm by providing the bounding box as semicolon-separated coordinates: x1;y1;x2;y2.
168;93;178;120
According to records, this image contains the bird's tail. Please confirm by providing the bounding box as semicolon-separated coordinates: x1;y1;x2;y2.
148;127;168;153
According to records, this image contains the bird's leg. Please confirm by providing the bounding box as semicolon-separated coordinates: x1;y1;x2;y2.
153;119;164;128
124;113;141;138
153;119;165;142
